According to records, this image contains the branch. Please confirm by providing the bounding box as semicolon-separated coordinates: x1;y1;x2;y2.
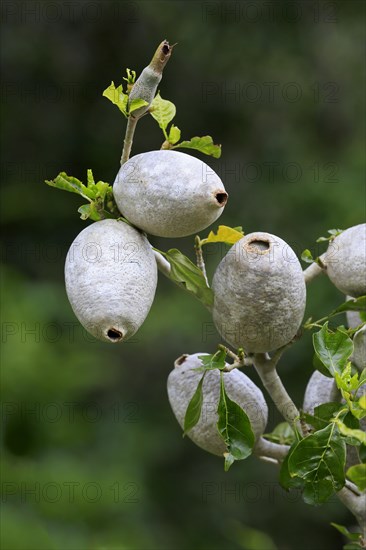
337;486;366;540
120;115;138;165
153;249;171;277
303;253;326;284
254;437;290;463
194;236;209;286
253;352;302;432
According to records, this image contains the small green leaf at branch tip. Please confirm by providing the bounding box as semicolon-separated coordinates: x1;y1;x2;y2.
301;249;314;264
183;373;205;436
331;523;361;542
313;322;353;376
346;463;366;491
123;68;136;88
168;124;181;145
160;248;214;308
316;228;343;243
173;135;221;158
200;225;244;247
103;81;129;117
217;372;254;471
149;92;176;131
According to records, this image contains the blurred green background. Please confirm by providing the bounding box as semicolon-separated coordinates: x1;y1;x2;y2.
1;1;365;548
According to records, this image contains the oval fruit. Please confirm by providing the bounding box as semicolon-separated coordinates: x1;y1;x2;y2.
325;224;366;297
65;219;157;343
212;232;306;353
167;353;268;456
113;150;228;237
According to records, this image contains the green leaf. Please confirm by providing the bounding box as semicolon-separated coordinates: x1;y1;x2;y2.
149;92;176;131
161;248;214;309
217;373;254;470
129;97;149;114
264;422;296;445
279;446;304;490
197;349;227;372
200;225;244;246
334;364;359;392
123;68;136;87
102;81;128;117
46;171;121;222
87;168;95;187
183;373;205;436
302;402;345;431
331;523;361;541
168;124;181;145
313;323;353;376
78;204;92;220
346;464;366;491
359;392;366;408
45;172;94;200
316;228;343;242
174;135;222;158
301;249;314;264
288;424;346;504
336;421;366;445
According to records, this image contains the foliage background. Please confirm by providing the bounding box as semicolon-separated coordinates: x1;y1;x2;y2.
1;1;365;548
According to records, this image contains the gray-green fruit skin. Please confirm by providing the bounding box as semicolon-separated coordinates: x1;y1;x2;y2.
64;219;157;343
353;325;366;371
167;353;268;456
325;224;366;297
113;150;228;238
303;370;340;415
212;232;306;353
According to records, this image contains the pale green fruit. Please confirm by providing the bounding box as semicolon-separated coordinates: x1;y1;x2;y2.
65;219;157;343
113;150;228;237
325;224;366;297
212;232;306;353
167;353;268;456
303;370;340;415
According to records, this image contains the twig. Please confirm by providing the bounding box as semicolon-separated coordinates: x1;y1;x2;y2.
120;116;138;165
303;253;326;284
194;236;209;286
153;249;171;277
254;437;290;462
218;344;253;371
337;486;366;540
